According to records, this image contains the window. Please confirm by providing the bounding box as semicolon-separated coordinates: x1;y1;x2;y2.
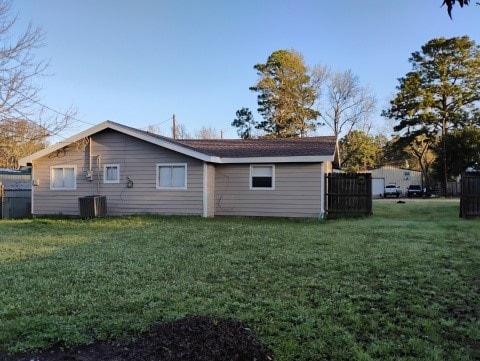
50;166;76;190
250;165;274;190
104;164;120;183
156;163;187;189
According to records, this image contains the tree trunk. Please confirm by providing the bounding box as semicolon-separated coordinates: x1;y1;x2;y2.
442;118;449;197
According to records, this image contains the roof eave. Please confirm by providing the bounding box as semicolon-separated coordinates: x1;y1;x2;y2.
211;155;334;164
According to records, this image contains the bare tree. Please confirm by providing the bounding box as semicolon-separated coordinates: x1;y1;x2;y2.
195;126;221;139
310;64;330;98
145;124;163;135
0;0;75;167
318;69;376;140
0;118;47;168
172;122;191;139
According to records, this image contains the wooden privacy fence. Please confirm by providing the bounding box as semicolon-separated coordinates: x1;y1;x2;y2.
0;184;4;219
0;182;32;219
325;173;372;218
460;171;480;218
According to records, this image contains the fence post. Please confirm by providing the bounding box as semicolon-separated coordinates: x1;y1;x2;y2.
460;171;480;218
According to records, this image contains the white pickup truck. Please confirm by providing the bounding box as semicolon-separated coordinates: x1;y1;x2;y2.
384;183;401;198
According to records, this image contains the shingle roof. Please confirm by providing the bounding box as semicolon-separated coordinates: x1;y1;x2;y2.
0;180;31;191
174;137;337;158
132;122;337;159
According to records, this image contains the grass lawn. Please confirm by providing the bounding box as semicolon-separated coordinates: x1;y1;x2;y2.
0;199;479;360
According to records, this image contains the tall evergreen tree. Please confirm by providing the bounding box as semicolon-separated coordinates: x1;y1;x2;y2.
432;126;480;180
249;50;319;138
232;107;256;139
383;36;480;195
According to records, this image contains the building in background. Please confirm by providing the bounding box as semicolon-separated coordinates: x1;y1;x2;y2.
368;166;422;198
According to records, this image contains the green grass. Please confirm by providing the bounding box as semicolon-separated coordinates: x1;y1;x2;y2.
0;199;479;360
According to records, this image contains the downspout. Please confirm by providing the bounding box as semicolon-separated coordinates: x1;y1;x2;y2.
202;162;208;217
89;137;92;179
319;162;325;220
96;154;101;194
31;161;35;218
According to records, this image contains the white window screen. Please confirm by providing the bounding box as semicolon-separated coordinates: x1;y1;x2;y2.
51;167;76;189
64;168;75;188
157;164;186;189
252;166;273;177
104;165;119;183
171;166;185;187
159;166;172;187
51;168;64;188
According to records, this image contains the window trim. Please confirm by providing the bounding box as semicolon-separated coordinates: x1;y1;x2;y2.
50;165;77;190
250;164;275;190
103;164;120;184
156;163;188;190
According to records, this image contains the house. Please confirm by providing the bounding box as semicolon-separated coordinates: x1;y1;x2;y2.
368;165;422;198
19;121;338;218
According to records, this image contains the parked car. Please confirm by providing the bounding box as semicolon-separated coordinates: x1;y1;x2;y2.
407;185;423;198
384;183;401;198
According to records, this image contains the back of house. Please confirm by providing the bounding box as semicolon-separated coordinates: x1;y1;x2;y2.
19;121;338;219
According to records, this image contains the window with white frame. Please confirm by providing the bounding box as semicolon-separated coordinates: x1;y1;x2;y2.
50;166;76;190
250;165;274;190
104;164;120;183
156;163;187;189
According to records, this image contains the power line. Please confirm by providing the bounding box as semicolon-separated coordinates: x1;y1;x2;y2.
0;81;98;142
142;116;174;131
140;117;174;131
0;81;176;142
0;81;95;128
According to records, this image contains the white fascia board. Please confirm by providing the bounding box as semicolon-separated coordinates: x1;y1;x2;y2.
211;155;334;164
19;121;112;165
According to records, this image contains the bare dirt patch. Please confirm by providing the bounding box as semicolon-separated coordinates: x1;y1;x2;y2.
1;317;273;361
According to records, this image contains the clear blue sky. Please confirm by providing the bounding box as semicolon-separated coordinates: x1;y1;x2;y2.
10;0;480;139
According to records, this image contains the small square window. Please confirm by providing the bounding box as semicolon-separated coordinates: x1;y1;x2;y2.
250;165;274;190
50;166;76;190
104;164;120;183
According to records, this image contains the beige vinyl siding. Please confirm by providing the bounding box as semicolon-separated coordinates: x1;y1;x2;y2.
215;163;323;218
32;130;203;216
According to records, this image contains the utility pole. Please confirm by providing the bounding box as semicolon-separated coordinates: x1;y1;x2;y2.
172;114;176;139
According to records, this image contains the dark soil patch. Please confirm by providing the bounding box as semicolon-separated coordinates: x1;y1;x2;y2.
1;317;273;361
